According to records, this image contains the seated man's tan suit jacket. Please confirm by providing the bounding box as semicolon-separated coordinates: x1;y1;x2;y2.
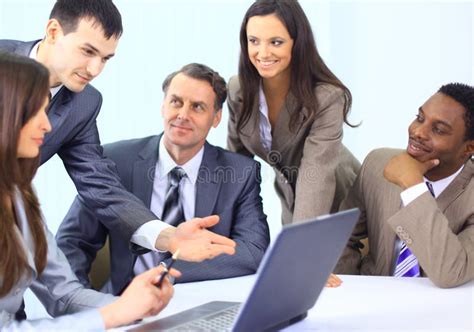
335;148;474;288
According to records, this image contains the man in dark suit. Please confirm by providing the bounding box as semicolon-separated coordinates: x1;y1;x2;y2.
0;0;236;264
335;83;474;288
56;63;270;294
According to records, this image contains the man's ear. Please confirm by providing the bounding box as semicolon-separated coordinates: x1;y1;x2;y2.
463;139;474;159
212;109;222;128
44;19;63;44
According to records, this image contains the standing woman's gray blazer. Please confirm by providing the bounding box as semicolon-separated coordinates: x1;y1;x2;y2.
227;76;360;225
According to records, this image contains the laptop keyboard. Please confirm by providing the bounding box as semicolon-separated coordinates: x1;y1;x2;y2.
169;304;241;331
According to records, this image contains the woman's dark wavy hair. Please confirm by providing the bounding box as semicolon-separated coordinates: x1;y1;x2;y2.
237;0;354;132
0;52;49;296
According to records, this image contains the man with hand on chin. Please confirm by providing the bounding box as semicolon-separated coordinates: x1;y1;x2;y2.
335;83;474;288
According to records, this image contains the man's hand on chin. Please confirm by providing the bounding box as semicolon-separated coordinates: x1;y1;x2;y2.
383;152;439;189
155;215;236;262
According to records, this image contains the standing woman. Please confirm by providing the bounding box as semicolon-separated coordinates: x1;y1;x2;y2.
0;52;178;330
228;0;360;225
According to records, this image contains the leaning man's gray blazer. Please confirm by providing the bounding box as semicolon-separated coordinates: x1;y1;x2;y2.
0;39;157;248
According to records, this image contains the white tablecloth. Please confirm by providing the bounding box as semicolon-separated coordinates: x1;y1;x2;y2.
122;274;473;331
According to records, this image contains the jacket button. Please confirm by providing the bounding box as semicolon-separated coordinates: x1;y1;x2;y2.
396;226;403;232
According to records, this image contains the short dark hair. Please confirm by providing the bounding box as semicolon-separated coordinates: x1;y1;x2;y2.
49;0;123;39
162;63;227;111
438;83;474;141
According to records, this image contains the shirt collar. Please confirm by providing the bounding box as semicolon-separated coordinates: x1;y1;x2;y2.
29;41;40;61
29;40;63;98
424;164;464;197
157;138;204;185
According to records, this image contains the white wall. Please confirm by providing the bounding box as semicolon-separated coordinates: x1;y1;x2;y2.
0;0;472;319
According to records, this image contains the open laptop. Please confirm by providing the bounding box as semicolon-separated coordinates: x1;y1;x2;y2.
129;208;359;332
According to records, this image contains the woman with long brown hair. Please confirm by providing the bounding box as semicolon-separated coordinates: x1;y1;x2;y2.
0;52;179;330
228;0;360;227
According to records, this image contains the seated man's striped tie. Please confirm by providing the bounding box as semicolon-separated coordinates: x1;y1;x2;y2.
394;181;435;277
162;166;187;226
156;166;187;263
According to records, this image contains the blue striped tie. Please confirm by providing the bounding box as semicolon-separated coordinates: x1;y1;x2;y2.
394;182;434;277
394;242;420;277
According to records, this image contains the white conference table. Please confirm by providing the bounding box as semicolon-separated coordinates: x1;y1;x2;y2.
121;274;473;331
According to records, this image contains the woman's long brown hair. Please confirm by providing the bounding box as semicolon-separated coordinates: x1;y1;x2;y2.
237;0;354;133
0;52;50;296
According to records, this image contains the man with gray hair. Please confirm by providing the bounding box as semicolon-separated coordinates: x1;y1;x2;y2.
56;63;270;294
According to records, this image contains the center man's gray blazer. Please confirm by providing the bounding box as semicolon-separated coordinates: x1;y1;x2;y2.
56;135;270;295
0;39;157;248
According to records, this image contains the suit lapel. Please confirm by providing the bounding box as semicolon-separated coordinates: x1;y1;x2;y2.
132;136;161;207
194;143;221;218
127;137;161;284
14;40;39;57
437;160;474;212
240;97;268;159
271;93;307;156
44;87;73;145
14;40;74;147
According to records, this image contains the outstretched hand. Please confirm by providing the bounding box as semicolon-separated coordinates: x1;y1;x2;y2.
156;215;236;262
383;152;439;189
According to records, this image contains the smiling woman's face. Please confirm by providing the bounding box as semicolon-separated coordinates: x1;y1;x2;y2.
246;14;294;82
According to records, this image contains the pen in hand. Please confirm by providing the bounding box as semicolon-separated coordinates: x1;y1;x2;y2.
156;248;180;288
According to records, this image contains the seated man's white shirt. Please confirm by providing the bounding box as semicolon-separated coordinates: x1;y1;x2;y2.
400;165;463;206
134;139;203;275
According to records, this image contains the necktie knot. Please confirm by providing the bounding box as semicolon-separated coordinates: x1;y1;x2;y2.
169;166;186;187
426;181;435;197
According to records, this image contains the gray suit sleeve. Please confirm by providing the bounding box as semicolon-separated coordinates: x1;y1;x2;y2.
57;94;157;248
2;309;104;331
30;225;116;316
334;151;371;275
226;76;254;159
292;85;346;223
